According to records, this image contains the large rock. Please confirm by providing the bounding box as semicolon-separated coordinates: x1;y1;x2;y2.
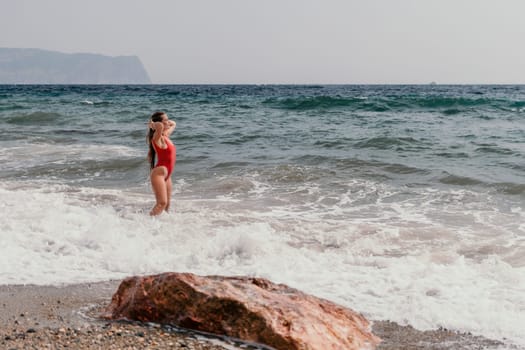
102;272;380;350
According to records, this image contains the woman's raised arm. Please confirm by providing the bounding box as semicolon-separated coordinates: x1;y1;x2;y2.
150;121;165;144
164;120;176;137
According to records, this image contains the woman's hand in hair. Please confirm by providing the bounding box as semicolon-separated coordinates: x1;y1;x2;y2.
150;121;164;131
163;120;176;137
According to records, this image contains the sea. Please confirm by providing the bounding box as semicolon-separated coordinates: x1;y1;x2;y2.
0;84;524;347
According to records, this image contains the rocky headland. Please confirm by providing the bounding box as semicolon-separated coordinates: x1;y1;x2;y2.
0;48;151;84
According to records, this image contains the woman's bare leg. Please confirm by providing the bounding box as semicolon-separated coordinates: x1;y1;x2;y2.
150;167;168;216
165;177;173;212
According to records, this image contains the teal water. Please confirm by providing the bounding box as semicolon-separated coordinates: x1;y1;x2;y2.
1;85;524;194
1;85;524;347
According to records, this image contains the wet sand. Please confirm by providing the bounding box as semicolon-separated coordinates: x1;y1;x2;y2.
0;281;516;350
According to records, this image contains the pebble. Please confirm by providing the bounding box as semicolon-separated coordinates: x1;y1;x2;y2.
0;322;234;350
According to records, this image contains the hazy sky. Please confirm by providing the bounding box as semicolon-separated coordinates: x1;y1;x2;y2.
2;0;525;84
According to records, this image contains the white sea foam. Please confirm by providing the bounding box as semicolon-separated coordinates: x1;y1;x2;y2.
0;142;141;170
0;180;524;348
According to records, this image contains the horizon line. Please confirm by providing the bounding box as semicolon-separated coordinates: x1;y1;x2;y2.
2;82;525;86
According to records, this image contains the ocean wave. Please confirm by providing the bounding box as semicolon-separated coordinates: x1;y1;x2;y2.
442;108;463;115
181;155;210;164
437;173;525;196
261;94;522;113
495;183;525;195
263;96;367;110
313;138;353;149
3;157;146;181
380;163;430;175
438;173;484;186
410;96;493;109
509;100;525;108
129;129;148;139
290;154;334;166
289;156;429;177
54;129;100;136
475;145;517;155
236;104;254;109
433;151;470;159
0;143;142;165
0;104;25;112
80;100;112;107
211;161;253;169
260;164;325;184
5;111;64;125
354;136;431;151
179;175;257;198
221;134;262;145
175;133;214;142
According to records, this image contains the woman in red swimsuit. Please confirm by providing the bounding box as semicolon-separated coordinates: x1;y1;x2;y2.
147;111;177;216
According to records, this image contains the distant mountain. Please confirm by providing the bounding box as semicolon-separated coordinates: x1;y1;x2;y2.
0;48;151;84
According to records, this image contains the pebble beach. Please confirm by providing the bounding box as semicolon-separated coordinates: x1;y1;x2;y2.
0;281;512;350
0;281;237;350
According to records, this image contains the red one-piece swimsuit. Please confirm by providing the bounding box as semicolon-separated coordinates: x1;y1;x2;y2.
153;136;176;180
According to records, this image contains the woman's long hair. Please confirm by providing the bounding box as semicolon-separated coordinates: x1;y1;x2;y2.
147;111;166;170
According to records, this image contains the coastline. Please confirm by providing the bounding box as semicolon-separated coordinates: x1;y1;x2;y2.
2;84;524;349
0;281;513;350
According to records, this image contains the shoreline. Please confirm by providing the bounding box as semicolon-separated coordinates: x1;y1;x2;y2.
0;281;516;350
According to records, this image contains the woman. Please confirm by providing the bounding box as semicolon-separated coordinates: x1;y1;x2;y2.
147;111;176;216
